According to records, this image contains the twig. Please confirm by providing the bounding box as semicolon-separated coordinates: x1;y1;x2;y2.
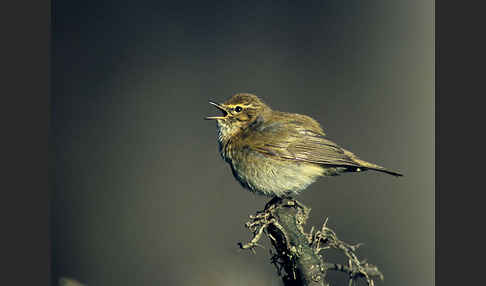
324;262;384;281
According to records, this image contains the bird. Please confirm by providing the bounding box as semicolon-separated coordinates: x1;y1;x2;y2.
205;93;403;198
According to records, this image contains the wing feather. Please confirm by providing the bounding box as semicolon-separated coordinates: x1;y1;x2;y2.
245;115;360;167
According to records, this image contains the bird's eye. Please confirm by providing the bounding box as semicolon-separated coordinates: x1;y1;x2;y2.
235;106;243;112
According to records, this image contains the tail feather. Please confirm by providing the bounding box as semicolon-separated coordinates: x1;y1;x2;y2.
364;166;403;177
342;149;403;177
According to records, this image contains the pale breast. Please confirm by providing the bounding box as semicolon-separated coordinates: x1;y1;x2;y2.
227;147;327;197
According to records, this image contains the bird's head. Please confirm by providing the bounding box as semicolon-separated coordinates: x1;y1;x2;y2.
206;93;270;141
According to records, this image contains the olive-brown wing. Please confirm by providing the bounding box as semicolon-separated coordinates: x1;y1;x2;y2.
247;121;361;167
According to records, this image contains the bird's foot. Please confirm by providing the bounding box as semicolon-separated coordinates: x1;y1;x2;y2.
264;196;283;210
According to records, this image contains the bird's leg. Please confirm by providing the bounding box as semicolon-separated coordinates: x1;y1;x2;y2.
264;196;283;211
265;195;306;211
279;195;308;213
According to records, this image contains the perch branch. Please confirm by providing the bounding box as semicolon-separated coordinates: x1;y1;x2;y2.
238;197;384;286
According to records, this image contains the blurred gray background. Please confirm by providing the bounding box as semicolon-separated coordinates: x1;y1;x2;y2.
51;0;434;285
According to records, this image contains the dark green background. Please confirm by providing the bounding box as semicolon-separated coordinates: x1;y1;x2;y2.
51;1;434;285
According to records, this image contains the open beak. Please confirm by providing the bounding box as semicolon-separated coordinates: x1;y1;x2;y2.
205;101;228;120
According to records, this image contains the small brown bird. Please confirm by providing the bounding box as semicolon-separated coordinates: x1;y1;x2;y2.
206;93;402;198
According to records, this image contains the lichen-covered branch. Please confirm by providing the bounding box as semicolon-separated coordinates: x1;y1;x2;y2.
238;197;384;286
